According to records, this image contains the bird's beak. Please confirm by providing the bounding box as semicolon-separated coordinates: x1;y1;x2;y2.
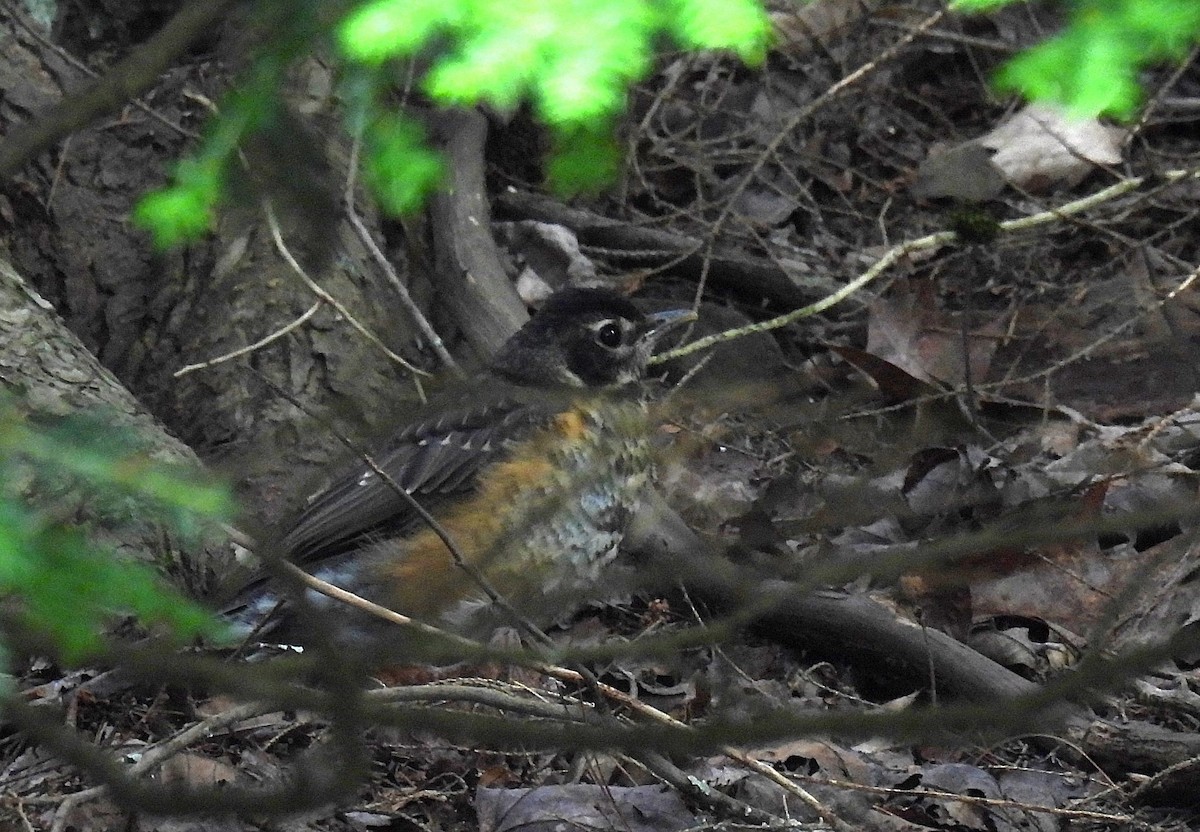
642;307;698;346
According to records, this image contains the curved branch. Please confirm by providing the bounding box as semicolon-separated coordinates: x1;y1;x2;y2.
0;0;239;175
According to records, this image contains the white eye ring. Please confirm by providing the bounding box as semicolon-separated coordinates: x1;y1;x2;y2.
596;320;623;348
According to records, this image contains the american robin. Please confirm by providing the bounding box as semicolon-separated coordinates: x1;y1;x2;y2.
233;287;694;638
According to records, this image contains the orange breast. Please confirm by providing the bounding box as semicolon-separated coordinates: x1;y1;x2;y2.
370;399;652;630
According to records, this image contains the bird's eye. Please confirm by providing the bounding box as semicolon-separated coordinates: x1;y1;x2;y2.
596;321;623;348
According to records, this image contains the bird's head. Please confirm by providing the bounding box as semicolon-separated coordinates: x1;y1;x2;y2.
491;288;695;388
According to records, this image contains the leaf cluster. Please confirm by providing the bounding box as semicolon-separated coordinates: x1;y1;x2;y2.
956;0;1200;117
134;0;769;247
0;398;230;666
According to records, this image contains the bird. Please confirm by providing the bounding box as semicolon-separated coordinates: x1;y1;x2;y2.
231;287;695;640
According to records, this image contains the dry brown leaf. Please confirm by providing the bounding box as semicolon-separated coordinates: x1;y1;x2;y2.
979;103;1126;192
477;785;694;832
771;0;881;55
866;281;1002;387
911;142;1006;203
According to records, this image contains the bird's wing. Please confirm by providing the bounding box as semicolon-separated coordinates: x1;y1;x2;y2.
280;396;552;561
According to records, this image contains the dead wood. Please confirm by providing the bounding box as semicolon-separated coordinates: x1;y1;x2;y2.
427;107;529;356
495;189;837;307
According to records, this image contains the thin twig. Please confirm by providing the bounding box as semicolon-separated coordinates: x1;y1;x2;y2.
342;134;463;376
278;561;480;651
685;6;950;312
261;200;431;378
656;166;1200;364
282;562;850;828
173;301;322;377
6;10;199;142
0;0;236;174
247;371;546;646
804;774;1138;826
48;701;282;832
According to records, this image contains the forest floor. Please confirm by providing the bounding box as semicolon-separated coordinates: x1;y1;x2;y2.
5;1;1200;831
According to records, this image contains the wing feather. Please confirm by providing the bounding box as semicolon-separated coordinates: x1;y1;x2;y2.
281;395;551;560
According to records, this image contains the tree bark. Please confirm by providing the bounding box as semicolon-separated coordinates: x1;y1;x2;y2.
427;107;529;356
0;8;447;550
0;255;230;594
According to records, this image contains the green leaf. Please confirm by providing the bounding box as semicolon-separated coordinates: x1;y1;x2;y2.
669;0;771;61
0;400;233;659
363;115;446;214
132;145;232;248
16;410;232;522
425;21;541;111
547;127;621;194
132;55;285;248
339;0;464;62
533;2;653;125
1124;0;1200;55
995;17;1143;118
950;0;1014;11
132;181;216;248
966;0;1200;118
0;509;226;661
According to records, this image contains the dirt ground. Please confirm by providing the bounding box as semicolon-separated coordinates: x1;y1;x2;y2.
4;1;1200;830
